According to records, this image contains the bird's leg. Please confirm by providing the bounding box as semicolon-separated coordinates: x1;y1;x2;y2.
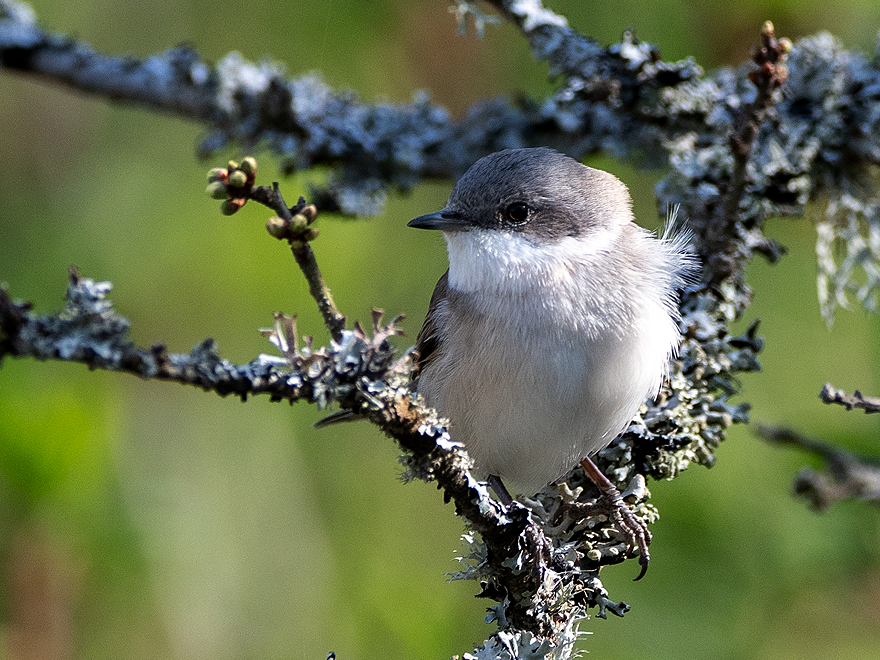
580;457;652;581
487;474;514;506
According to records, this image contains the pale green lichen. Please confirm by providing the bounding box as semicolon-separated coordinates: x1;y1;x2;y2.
816;192;880;323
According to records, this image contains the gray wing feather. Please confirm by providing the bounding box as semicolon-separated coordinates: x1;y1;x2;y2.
413;269;449;378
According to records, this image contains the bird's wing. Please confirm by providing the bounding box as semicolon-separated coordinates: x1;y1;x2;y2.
413;269;449;378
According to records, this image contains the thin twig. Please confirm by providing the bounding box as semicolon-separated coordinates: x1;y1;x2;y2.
213;163;347;341
290;243;346;341
268;185;347;342
714;22;790;255
820;383;880;414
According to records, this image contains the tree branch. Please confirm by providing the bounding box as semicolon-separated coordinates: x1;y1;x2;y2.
207;158;348;340
756;424;880;510
820;383;880;414
713;21;790;265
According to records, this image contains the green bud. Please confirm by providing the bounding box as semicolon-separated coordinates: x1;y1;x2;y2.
207;167;227;183
289;213;308;233
206;181;228;199
303;227;319;242
266;216;288;238
220;198;245;215
301;204;318;224
240;157;257;176
227;160;239;172
228;170;248;188
778;37;792;53
289;239;305;249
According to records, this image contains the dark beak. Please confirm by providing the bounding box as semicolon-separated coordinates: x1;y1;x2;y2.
408;210;473;232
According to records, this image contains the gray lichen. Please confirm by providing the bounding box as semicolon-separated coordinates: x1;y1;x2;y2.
816;192;880;322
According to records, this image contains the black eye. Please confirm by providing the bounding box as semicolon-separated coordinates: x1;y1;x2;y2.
504;202;529;225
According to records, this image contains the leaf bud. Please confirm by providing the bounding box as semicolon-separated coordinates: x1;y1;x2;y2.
220;198;246;215
240;157;257;176
228;170;248;188
266;216;288;238
289;213;308;233
206;181;229;199
300;204;318;224
207;167;227;183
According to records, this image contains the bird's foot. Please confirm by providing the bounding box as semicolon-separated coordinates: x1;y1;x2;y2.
603;486;652;581
580;457;652;581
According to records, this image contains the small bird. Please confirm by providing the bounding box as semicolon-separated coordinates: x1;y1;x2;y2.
409;147;694;578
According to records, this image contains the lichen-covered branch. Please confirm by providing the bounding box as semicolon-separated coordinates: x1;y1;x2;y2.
3;0;880;226
716;21;790;260
820;383;880;414
0;268;292;398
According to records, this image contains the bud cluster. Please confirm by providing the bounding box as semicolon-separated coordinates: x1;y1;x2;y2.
205;157;258;215
265;203;320;247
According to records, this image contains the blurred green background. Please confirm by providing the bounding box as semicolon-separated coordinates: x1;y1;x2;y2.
2;1;880;659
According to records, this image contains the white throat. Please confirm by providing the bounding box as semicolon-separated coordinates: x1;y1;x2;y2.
443;227;619;295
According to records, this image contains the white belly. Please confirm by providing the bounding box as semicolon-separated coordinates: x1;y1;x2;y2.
417;295;668;492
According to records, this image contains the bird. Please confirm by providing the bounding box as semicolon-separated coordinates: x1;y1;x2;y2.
408;147;695;578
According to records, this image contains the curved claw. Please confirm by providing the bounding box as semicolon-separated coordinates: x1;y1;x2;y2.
580;457;653;580
606;490;652;580
630;524;651;581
